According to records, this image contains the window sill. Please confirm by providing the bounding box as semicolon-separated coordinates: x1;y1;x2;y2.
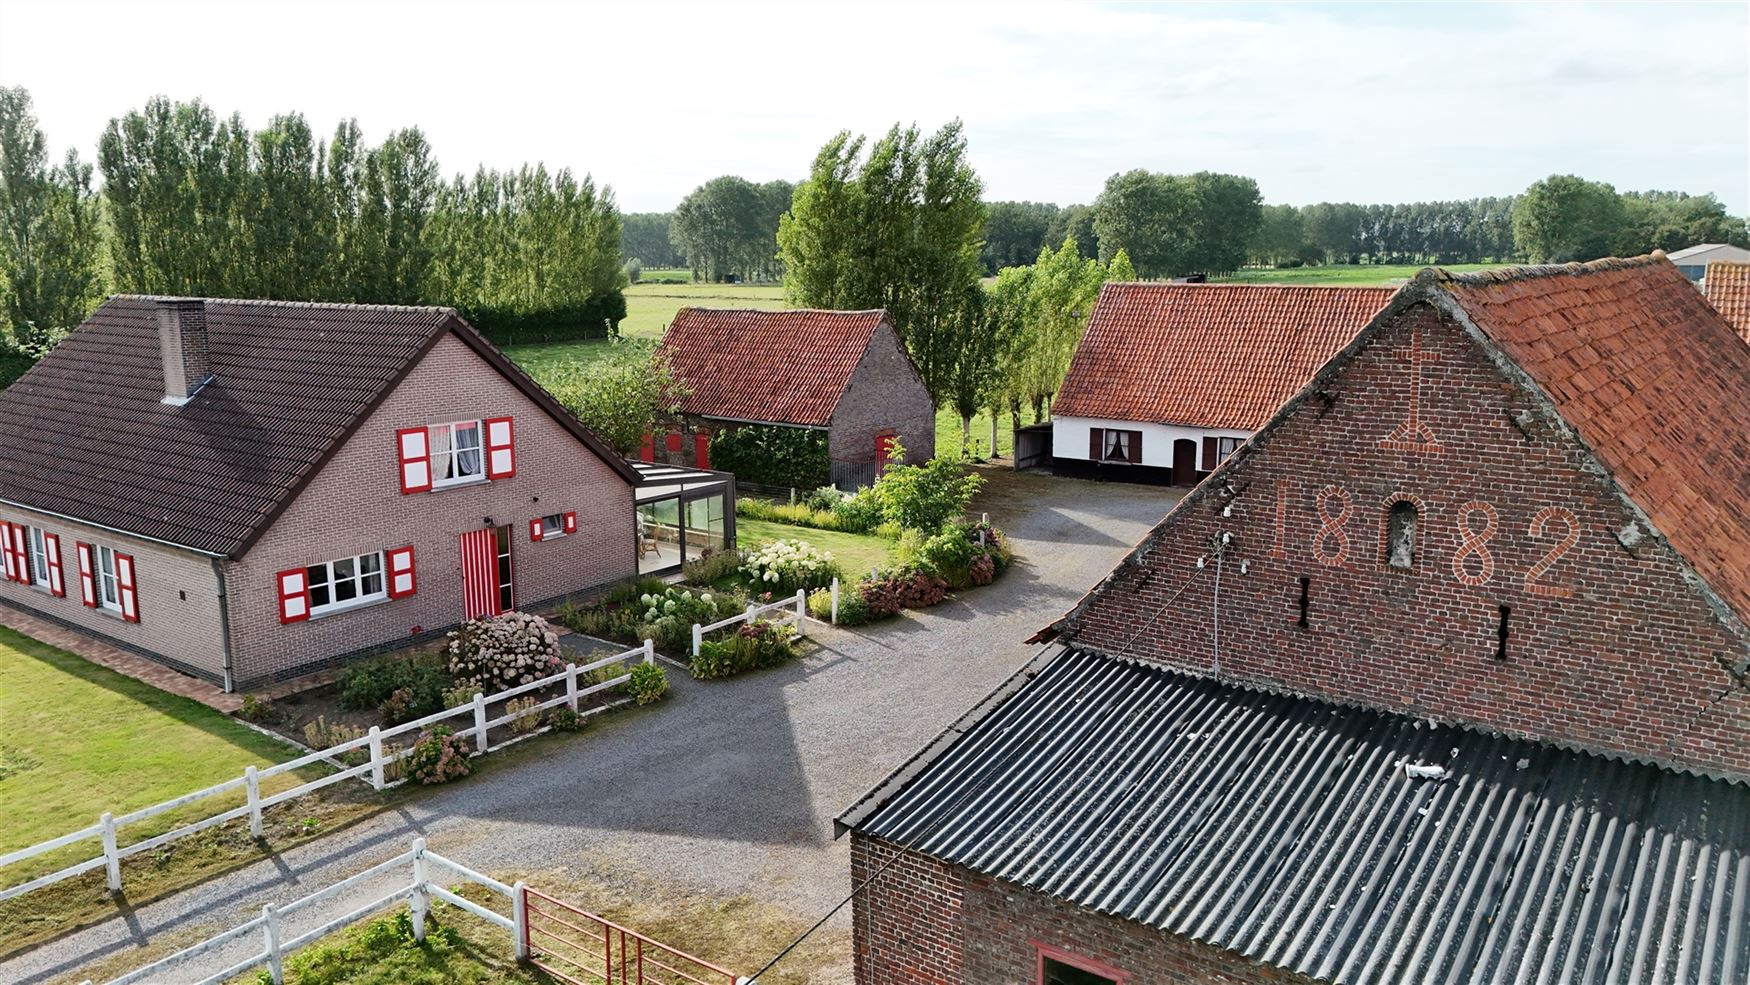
540;531;567;540
310;594;390;620
430;476;489;492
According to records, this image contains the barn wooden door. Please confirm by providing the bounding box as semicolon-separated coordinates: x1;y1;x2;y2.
875;430;897;474
460;526;511;620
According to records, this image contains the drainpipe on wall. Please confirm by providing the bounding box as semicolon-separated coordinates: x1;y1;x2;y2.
212;557;235;693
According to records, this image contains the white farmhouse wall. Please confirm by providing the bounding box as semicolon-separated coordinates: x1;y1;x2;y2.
1051;415;1252;468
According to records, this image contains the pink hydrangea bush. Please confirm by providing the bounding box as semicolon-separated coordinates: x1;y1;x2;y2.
446;611;564;693
407;725;471;784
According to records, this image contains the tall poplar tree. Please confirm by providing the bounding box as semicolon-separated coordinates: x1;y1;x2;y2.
0;86;104;348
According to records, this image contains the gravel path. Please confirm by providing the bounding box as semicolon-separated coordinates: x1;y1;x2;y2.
5;469;1179;985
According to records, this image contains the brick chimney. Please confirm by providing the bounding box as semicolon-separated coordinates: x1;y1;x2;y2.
156;298;212;405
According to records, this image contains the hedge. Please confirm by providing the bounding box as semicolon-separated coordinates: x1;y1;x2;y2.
709;424;829;489
458;291;628;346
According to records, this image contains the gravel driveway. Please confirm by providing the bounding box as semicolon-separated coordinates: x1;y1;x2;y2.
5;468;1179;985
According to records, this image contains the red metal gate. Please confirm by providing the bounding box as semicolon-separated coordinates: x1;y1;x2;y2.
521;886;740;985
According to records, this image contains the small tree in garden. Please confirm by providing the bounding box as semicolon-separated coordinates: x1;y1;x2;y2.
545;341;687;455
871;441;985;532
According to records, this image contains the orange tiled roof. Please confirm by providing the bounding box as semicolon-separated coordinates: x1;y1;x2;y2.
1705;261;1750;343
1439;256;1750;630
1053;283;1395;429
658;308;894;427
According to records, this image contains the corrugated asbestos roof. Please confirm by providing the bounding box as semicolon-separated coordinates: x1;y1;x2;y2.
657;307;893;427
0;296;635;556
1052;283;1394;429
847;648;1750;985
1706;261;1750;343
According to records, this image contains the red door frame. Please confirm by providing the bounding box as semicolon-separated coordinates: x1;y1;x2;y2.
460;526;509;620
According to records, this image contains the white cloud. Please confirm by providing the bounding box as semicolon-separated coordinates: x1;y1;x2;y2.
0;0;1743;212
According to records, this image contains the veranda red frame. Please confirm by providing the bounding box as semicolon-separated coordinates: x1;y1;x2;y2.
1034;940;1129;985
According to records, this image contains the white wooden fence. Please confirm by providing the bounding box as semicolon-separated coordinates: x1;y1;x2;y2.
690;590;808;657
81;837;520;985
1;641;653;906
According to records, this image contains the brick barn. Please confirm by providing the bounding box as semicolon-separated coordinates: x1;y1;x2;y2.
653;307;935;489
0;296;642;691
1051;283;1393;485
1704;260;1750;341
838;256;1750;985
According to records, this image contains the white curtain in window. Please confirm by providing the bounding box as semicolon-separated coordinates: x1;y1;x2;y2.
455;423;482;476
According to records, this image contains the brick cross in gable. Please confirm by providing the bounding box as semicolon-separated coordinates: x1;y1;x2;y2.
1378;326;1443;455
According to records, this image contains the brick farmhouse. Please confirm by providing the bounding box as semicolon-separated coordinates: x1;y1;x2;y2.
1052;283;1392;485
0;296;641;691
653;307;934;489
839;256;1750;985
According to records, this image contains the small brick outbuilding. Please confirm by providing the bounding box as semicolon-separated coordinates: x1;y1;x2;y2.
839;256;1750;985
0;296;641;690
654;307;934;490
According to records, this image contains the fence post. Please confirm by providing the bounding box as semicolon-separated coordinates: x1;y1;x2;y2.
262;903;284;984
410;837;429;943
831;577;840;624
512;880;530;961
980;511;989;546
368;726;385;791
100;812;121;893
565;662;579;712
794;590;807;639
245;765;263;838
643;638;655;664
472;692;489;753
691;622;702;658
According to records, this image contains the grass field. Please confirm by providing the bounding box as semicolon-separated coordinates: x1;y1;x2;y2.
736;517;895;578
621;280;786;338
0;626;307;860
1214;262;1507;286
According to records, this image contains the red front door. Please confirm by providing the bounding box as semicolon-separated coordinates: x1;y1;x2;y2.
461;525;512;619
875;430;897;473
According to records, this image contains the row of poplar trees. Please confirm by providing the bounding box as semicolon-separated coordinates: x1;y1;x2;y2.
0;87;624;351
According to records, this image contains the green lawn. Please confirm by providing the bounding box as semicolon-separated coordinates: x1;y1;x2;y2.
1213;262;1508;287
634;268;694;282
736;518;895;580
0;627;305;863
622;280;786;338
936;405;1018;461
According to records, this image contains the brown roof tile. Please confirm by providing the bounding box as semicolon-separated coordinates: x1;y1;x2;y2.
1438;256;1750;630
1705;261;1750;343
0;296;634;557
657;308;897;427
1053;283;1395;429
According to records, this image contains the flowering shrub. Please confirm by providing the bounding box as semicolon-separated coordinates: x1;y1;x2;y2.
741;539;842;594
546;706;587;732
636;587;740;652
627;662;669;704
406;726;471;785
446;612;563;692
505;696;543;735
691;621;800;679
970;552;996;586
860;571;949;616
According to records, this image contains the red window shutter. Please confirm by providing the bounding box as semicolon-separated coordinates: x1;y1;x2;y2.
1201;436;1217;471
563;511;577;535
485;416;516;479
529;517;545;542
12;523;28;582
277;567;311;623
1089;428;1103;460
115;553;140;622
665;431;683;454
77;542;96;607
386;546;417;599
396;427;432;494
44;533;65;597
1128;430;1144;464
0;522;13;582
694;432;710;469
640;432;655;463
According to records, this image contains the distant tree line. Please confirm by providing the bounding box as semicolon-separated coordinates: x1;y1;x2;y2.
0;87;626;353
620;212;683;270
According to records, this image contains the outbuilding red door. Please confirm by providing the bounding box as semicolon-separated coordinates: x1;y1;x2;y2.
875;430;897;473
460;526;511;620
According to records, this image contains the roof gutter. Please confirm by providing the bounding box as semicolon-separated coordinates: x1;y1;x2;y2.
0;498;226;558
698;415;829;432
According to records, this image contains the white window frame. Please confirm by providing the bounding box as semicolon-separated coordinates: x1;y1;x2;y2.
26;526;49;590
539;513;567;539
306;550;387;617
94;545;121;614
429;419;486;489
1217;436;1243;460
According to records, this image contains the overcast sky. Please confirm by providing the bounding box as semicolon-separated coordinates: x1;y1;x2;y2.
2;0;1746;213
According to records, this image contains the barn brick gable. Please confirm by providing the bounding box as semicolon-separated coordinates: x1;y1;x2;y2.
1058;298;1750;780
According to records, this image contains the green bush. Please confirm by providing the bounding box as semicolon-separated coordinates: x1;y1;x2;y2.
627;662;669;704
831;491;883;533
339;653;452;721
546;706;587;732
635;586;744;653
710;425;829;488
607;575;671;605
810;585;875;626
238;693;274;723
405;726;471;785
870;450;985;532
682;548;744;585
458;292;626;347
802;486;842;512
919;523;984;590
691;621;800;679
0;345;35;389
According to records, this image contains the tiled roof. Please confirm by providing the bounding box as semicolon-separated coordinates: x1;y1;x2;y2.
0;296;635;557
1052;283;1394;429
1705;261;1750;342
658;308;896;427
1437;256;1750;632
844;647;1750;985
